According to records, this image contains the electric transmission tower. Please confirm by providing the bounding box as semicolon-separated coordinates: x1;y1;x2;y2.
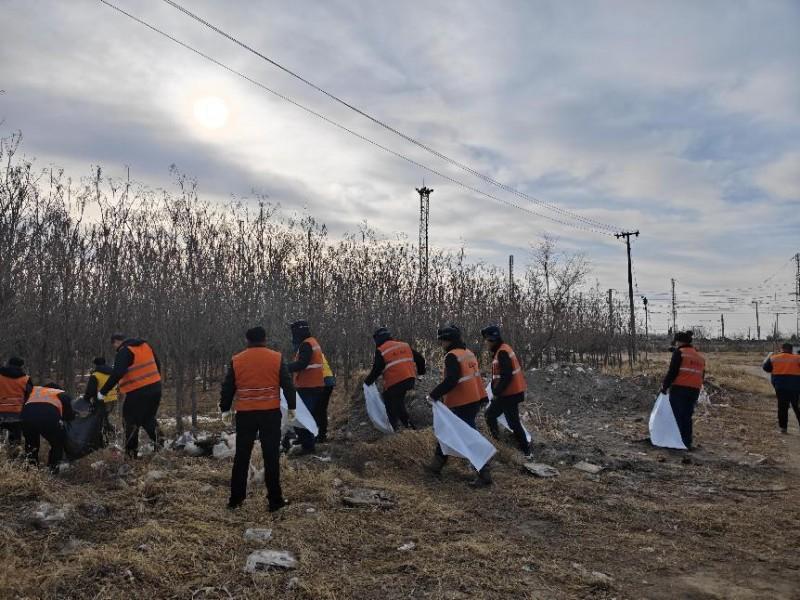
416;186;433;284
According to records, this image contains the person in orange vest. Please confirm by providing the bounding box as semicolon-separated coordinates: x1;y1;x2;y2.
364;327;426;430
426;324;491;487
21;382;74;472
661;330;706;449
481;325;532;459
762;342;800;434
98;334;163;458
0;357;33;454
220;326;296;512
287;320;325;454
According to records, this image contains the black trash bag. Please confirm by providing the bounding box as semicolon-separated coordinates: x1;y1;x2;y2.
65;396;104;460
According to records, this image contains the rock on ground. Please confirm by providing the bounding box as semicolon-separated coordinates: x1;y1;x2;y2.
244;550;297;573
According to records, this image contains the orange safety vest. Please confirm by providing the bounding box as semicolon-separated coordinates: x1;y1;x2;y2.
119;342;162;394
232;346;282;411
293;337;324;389
0;374;29;415
672;346;705;390
443;348;483;408
770;353;800;376
492;343;527;396
26;386;64;416
379;340;417;389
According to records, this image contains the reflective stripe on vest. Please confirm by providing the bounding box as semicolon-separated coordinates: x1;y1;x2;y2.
491;343;527;396
26;386;64;416
379;340;417;389
443;348;483;408
770;353;800;376
0;374;28;414
294;337;325;388
93;371;118;402
232;347;282;411
672;347;705;389
119;343;161;394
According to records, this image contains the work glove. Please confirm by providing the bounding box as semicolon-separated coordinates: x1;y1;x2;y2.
220;411;233;426
287;409;297;422
97;391;105;402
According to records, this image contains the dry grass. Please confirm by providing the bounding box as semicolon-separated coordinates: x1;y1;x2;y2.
2;352;799;599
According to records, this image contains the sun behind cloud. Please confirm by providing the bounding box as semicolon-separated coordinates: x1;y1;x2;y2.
192;95;229;130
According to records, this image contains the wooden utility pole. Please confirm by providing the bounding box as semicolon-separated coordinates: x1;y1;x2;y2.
793;252;800;339
641;295;649;360
720;313;725;340
615;231;639;365
508;254;515;303
752;300;760;340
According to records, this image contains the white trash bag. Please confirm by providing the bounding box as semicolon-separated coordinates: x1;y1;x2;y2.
363;384;394;434
280;390;319;437
648;392;687;450
432;401;496;471
485;382;532;443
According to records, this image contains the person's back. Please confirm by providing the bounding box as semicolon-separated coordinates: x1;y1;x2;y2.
21;383;74;471
763;343;800;433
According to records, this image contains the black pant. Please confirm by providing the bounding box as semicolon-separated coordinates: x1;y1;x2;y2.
485;393;530;454
296;388;323;450
313;385;334;440
21;404;65;469
92;401;117;448
435;401;482;460
122;384;163;456
231;409;283;508
775;388;800;430
669;385;700;448
384;379;415;429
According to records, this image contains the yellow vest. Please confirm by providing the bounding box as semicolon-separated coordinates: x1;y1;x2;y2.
322;354;334;379
93;371;119;402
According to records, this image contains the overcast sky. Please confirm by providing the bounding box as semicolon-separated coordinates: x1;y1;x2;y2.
1;0;798;336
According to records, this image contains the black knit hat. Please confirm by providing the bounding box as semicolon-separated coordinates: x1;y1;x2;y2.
373;327;392;345
480;324;502;342
437;324;462;342
246;326;267;343
674;330;693;344
8;356;24;368
93;356;106;366
110;333;126;342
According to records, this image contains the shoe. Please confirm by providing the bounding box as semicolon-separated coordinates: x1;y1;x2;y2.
316;435;327;444
227;499;243;510
780;427;788;435
269;498;290;513
469;466;493;488
523;453;534;461
424;455;447;477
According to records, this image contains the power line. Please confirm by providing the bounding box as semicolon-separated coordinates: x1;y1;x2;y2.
160;0;625;234
98;0;617;237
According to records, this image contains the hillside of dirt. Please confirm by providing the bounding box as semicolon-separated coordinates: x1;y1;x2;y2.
1;352;798;599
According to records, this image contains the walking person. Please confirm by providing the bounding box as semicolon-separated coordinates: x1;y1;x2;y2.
661;330;705;449
220;326;295;512
21;383;74;473
287;320;325;454
481;325;532;459
98;334;163;458
364;327;426;430
426;324;491;487
762;342;800;434
0;357;33;456
83;357;119;446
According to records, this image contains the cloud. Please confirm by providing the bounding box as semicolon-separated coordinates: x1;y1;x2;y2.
755;152;800;201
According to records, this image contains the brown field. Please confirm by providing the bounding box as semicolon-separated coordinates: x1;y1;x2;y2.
1;351;798;599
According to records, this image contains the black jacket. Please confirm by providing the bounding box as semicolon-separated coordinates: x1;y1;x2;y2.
83;364;113;404
100;338;161;396
489;341;515;397
219;344;296;412
364;338;426;387
0;365;34;400
430;342;473;400
288;340;314;374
